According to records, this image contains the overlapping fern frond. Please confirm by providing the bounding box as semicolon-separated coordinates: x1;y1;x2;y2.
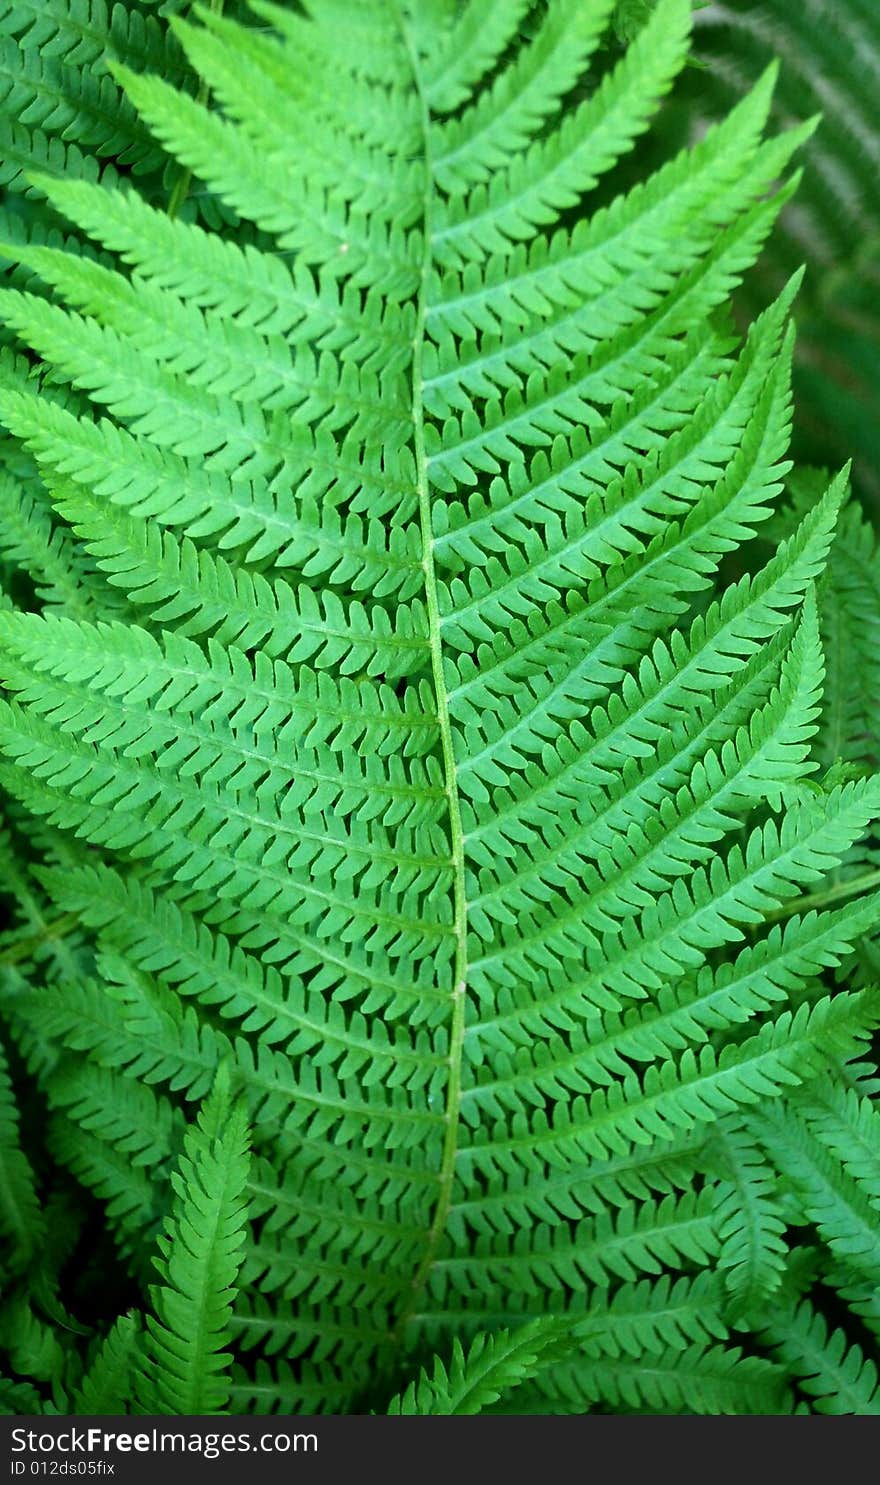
0;0;878;1418
137;1071;251;1415
684;1;880;503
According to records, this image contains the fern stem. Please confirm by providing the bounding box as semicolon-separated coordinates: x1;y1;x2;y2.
765;868;880;921
167;0;225;221
0;913;80;967
389;6;468;1348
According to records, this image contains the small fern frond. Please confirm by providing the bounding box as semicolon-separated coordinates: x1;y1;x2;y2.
711;1119;787;1320
756;1294;880;1416
513;1341;790;1415
137;1070;251;1416
71;1313;140;1416
0;1033;42;1274
749;1099;880;1285
0;0;877;1418
387;1319;566;1415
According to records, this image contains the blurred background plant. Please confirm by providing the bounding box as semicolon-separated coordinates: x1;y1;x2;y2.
673;1;879;506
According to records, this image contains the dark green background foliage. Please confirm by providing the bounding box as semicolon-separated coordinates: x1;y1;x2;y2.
0;0;879;1417
689;2;880;506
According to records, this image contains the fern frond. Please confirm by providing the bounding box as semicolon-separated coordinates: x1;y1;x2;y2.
137;1070;252;1415
0;1033;42;1273
0;1291;68;1388
793;1079;880;1211
688;0;880;500
0;1375;51;1413
826;1272;880;1347
387;1319;566;1415
817;493;880;769
71;1313;140;1415
513;1341;790;1415
755;1294;880;1416
0;473;98;618
42;1053;180;1171
0;0;185;216
46;1117;164;1277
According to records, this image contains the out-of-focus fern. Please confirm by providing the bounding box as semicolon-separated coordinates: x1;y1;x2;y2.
684;2;880;503
0;1035;42;1276
818;495;880;773
0;0;878;1419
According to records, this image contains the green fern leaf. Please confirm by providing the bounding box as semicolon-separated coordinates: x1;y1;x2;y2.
71;1313;140;1416
750;1097;880;1284
513;1341;790;1415
711;1119;787;1320
387;1319;567;1415
137;1070;251;1415
756;1294;880;1416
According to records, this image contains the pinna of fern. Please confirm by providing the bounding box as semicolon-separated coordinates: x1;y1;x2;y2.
0;0;878;1418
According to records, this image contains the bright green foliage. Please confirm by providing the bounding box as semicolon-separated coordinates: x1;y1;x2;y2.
0;0;878;1419
756;1293;880;1417
818;492;880;771
137;1073;251;1415
387;1320;567;1415
711;1120;787;1320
